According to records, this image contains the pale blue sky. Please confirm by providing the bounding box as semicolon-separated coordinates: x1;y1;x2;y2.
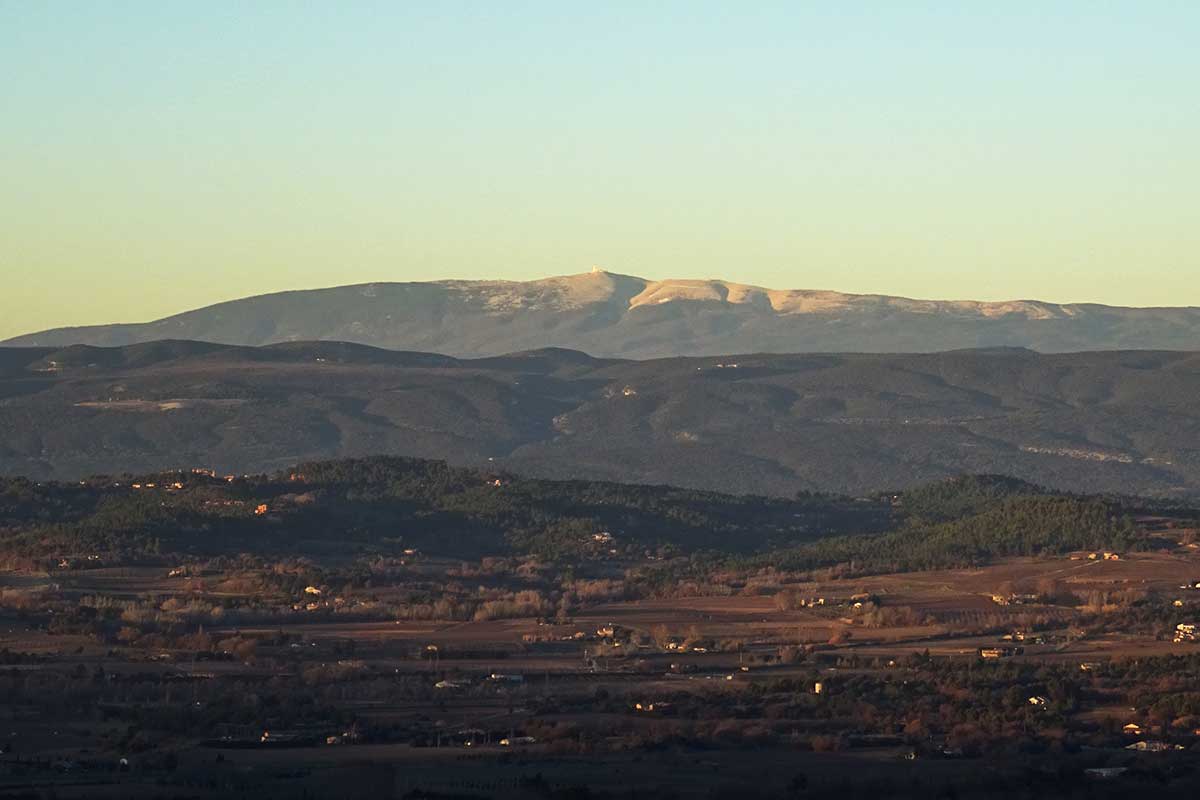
2;2;1198;337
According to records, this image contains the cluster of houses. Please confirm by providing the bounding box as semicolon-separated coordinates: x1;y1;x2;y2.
521;621;728;659
290;585;361;613
542;622;696;654
990;592;1040;606
662;637;713;654
582;531;620;556
1174;622;1199;643
242;726;363;748
125;468;244;492
118;469;296;525
522;629;589;644
450;730;537;748
1119;720;1200;750
998;630;1061;646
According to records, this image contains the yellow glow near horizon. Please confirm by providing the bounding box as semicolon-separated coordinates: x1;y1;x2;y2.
2;3;1198;339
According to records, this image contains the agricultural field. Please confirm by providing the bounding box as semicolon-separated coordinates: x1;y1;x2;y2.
3;460;1200;797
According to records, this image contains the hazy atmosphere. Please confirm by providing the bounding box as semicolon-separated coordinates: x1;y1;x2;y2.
6;6;1200;799
3;1;1199;339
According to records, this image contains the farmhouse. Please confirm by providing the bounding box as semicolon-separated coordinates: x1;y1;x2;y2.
1126;740;1183;752
488;673;524;683
499;736;536;746
634;701;672;713
979;647;1023;659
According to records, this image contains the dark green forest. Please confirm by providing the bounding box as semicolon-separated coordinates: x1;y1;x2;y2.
0;458;1165;576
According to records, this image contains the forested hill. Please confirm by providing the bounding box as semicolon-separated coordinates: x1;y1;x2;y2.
0;457;886;563
0;459;1157;575
0;342;1198;499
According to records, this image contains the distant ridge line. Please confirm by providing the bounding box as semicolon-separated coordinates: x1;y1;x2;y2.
7;270;1200;357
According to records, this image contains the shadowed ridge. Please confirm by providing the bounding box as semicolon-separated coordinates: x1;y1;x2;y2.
0;346;57;376
253;341;460;367
32;340;233;370
468;346;625;372
2;343;1200;499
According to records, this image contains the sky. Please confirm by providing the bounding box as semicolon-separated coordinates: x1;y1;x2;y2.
2;2;1198;339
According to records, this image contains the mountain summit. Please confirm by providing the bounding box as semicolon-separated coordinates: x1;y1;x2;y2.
8;271;1199;357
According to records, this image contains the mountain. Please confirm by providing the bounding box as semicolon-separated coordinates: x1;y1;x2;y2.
1;341;1198;499
7;270;1200;357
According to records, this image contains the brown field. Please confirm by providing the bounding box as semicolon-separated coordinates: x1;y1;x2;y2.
5;547;1200;798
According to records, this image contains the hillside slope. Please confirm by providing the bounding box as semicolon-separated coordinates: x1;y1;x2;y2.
1;342;1198;498
7;270;1200;356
